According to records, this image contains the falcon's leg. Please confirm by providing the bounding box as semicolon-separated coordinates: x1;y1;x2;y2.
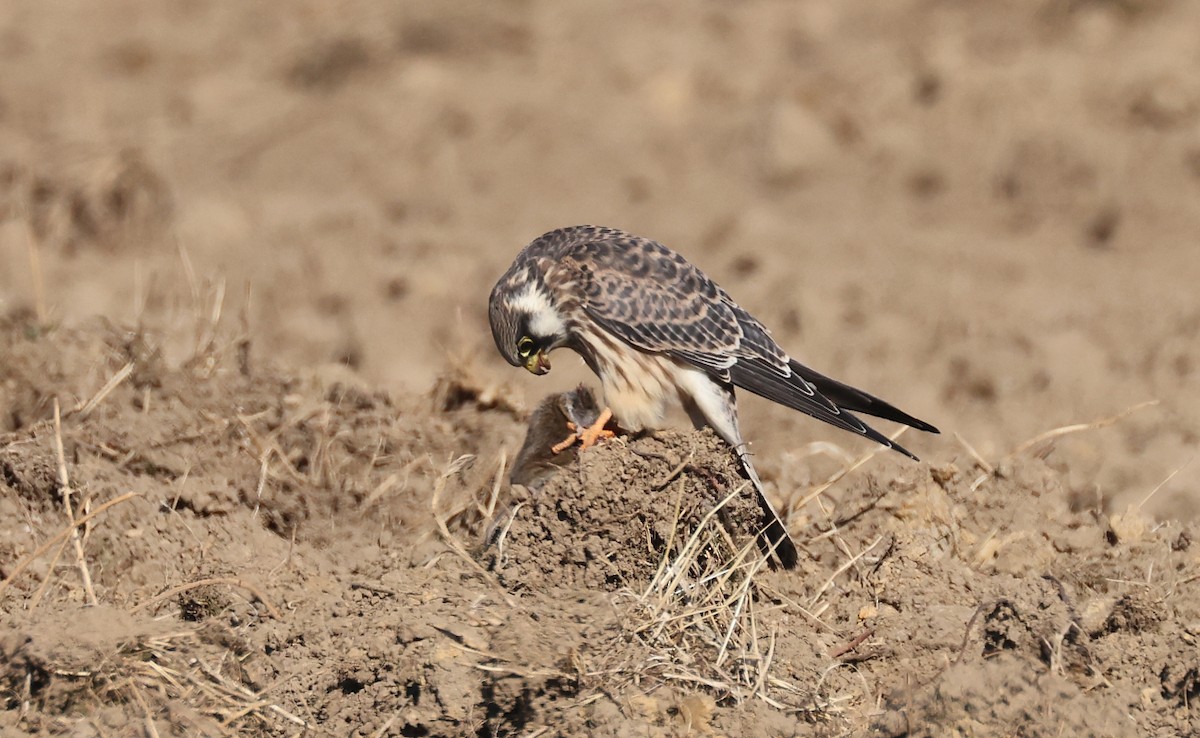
550;424;580;455
577;407;614;450
677;370;799;569
550;407;615;454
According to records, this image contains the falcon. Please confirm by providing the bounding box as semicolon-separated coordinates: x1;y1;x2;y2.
488;225;939;568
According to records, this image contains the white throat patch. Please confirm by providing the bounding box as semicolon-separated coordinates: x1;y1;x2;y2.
508;283;566;338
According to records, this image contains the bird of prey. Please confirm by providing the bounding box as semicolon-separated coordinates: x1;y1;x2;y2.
488;225;939;568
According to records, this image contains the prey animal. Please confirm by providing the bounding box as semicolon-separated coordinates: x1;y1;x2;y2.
509;385;606;493
488;225;939;568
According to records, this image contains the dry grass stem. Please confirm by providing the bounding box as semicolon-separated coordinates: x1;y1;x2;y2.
370;715;399;738
27;536;72;611
24;223;48;325
250;450;271;518
53;398;99;606
753;625;778;701
1136;453;1195;511
129;576;283;619
792;441;857;465
74;362;135;418
0;491;140;598
645;481;748;607
787;427;906;518
429;454;518;607
128;683;162;738
492;501;525;563
429;454;481;566
643;477;690;594
360;457;420;510
8;625;300;734
613;472;803;709
954;432;994;475
650;449;696;489
809;535;884;608
479;449;507;518
830;628;875;659
1009;400;1158;458
968;400;1162;490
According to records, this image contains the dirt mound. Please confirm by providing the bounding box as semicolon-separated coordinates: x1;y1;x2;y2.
490;428;765;592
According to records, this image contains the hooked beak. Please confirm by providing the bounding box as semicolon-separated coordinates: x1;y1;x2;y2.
524;351;551;375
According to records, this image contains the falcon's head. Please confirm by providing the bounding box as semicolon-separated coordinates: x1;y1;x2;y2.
488;268;569;376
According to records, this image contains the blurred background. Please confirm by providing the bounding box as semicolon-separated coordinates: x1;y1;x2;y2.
0;0;1196;515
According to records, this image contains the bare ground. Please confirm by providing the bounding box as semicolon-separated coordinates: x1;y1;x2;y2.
1;0;1199;736
0;318;1196;736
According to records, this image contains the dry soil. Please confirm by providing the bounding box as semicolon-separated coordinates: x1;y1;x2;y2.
1;1;1199;736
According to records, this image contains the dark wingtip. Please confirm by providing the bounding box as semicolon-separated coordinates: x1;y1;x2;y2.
910;419;941;435
888;438;920;462
784;359;941;435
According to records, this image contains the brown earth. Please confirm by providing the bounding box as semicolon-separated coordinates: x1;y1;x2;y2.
1;0;1199;736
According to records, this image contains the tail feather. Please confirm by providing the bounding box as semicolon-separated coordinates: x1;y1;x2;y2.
789;360;940;434
730;356;926;461
735;446;799;569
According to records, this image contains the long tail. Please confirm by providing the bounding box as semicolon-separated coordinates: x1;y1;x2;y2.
735;446;799;570
788;360;940;433
730;357;935;461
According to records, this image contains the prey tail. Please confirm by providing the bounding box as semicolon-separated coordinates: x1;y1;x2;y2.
735;447;799;570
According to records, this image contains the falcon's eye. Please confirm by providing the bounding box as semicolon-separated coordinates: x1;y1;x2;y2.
517;336;535;358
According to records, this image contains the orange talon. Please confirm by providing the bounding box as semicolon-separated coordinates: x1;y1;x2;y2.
550;422;580;455
577;407;615;451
